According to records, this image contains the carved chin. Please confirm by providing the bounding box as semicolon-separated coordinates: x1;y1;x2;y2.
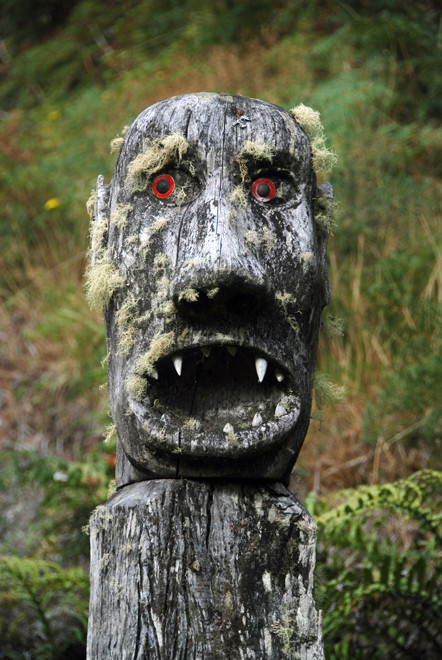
128;341;304;462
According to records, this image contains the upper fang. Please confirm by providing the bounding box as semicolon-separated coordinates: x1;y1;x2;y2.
255;357;268;383
227;345;238;356
202;346;211;358
275;369;284;382
172;354;183;376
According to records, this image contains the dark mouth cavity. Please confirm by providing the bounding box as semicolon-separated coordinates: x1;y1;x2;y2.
143;344;295;433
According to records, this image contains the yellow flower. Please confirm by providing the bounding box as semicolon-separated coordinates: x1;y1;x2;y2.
44;198;60;211
48;110;60;121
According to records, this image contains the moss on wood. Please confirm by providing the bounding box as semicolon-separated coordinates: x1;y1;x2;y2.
290;103;337;175
85;254;125;309
126;133;189;192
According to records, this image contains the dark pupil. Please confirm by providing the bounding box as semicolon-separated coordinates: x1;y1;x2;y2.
256;182;271;198
156;178;170;194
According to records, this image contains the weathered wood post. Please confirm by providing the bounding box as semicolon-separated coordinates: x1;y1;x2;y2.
86;92;332;659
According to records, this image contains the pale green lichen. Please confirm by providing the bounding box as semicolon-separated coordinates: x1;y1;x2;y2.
322;313;345;338
107;479;116;498
314;372;346;408
126;374;147;401
227;431;239;448
236;140;274;182
115;297;139;354
126;133;189;192
230;185;248;209
270;611;302;660
110;125;130;154
182;417;198;431
315;193;336;232
85;255;125;309
261;226;275;249
206;287;219;299
276;292;300;333
151;217;170;234
238;140;275;163
110;203;132;230
103;423;117;445
153;254;169;274
159;299;176;320
127;331;176;400
86;188;97;219
290;104;337;176
244;230;259;249
178;288;199;303
89;216;108;256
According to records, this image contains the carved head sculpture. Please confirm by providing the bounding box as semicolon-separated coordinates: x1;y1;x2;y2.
88;92;332;486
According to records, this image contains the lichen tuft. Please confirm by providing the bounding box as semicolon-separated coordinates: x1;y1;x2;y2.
126;133;189;192
290;104;337;175
85;255;125;309
314;372;346;407
110;125;130;154
178;288;199;303
110;203;132;230
86;189;97;219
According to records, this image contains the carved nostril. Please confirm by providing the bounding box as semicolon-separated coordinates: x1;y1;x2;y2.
174;286;264;321
177;290;212;317
225;293;260;318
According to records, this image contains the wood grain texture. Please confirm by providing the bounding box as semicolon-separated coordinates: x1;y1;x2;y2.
87;480;323;659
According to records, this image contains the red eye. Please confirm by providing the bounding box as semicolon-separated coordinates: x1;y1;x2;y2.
252;178;276;202
153;174;175;198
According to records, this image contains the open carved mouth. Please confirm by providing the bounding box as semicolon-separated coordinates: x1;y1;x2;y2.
132;341;302;458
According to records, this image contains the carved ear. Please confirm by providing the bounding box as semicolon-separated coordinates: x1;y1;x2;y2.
316;182;333;306
90;174;110;266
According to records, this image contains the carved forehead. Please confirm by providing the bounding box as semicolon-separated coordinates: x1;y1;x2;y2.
113;93;309;183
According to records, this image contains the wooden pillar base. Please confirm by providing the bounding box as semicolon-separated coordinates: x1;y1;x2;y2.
87;480;324;659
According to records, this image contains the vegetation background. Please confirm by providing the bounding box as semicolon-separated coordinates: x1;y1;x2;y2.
0;0;440;658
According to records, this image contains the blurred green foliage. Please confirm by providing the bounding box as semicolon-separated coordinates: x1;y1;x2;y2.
0;0;440;657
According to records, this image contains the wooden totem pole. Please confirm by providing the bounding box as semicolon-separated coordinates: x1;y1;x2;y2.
86;93;332;659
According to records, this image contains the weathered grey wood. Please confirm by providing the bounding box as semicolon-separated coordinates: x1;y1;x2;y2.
87;93;330;658
87;479;323;659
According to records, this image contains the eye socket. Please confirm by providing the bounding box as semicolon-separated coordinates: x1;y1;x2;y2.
153;174;175;198
252;178;276;202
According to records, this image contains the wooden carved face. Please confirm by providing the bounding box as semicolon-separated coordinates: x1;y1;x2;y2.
94;93;330;485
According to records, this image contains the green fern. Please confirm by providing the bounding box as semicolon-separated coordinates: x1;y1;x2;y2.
0;556;89;660
313;470;442;658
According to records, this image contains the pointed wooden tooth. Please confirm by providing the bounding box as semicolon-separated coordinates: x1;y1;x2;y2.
275;369;284;383
255;357;268;382
275;402;288;418
172;354;183;376
202;346;211;358
223;423;234;434
252;412;263;427
151;367;159;380
227;345;238;356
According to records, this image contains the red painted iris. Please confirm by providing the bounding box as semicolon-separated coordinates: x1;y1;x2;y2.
152;174;175;198
252;178;276;202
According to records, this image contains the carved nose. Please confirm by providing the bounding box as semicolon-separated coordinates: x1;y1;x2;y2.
172;275;269;322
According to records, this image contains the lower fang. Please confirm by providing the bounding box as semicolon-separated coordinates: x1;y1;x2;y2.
275;403;288;418
252;412;263;427
223;423;234;434
172;354;183;376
